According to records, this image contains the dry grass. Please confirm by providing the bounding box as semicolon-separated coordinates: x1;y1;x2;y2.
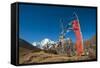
19;47;95;64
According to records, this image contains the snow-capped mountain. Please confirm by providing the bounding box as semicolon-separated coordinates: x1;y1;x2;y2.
32;38;56;49
32;42;37;46
41;38;55;46
32;42;41;48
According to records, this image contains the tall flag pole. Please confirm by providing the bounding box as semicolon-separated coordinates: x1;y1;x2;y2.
60;18;66;38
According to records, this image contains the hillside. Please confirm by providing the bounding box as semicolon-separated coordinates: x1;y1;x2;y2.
19;38;96;64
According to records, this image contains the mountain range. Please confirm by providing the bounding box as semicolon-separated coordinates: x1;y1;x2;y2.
32;38;56;49
19;39;41;51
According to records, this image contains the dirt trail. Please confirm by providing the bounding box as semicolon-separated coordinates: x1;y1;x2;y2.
19;50;93;64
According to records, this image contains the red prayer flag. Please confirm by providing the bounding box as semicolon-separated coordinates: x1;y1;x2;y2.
72;20;84;56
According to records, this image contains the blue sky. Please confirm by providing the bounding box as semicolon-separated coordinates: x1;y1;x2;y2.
19;4;96;44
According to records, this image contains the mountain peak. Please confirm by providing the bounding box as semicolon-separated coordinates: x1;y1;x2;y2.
32;38;55;49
